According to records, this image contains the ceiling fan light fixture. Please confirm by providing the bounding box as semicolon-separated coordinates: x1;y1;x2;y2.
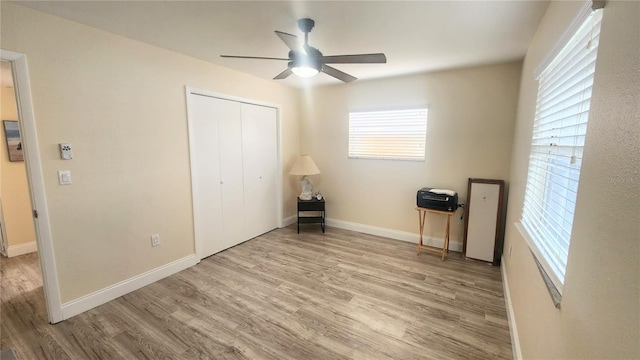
291;65;319;78
289;59;321;78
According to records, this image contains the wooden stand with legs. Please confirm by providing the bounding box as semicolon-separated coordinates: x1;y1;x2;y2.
416;207;455;261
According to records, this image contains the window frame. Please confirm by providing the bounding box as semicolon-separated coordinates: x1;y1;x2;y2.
520;6;603;296
347;108;428;161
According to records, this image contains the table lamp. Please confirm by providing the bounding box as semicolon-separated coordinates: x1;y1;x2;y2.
290;155;321;200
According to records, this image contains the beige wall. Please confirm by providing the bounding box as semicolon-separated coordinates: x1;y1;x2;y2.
503;1;640;358
1;84;37;250
6;5;638;356
300;62;521;245
1;3;300;302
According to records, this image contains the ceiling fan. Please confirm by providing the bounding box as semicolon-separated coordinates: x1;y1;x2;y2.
221;18;387;83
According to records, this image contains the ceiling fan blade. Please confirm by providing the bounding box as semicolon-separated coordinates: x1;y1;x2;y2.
274;68;293;80
322;65;357;83
323;53;387;64
275;31;304;53
220;55;289;61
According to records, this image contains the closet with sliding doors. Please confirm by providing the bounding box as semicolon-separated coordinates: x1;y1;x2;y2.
187;89;280;259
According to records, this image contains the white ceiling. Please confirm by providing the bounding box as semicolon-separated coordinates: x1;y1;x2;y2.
12;0;549;87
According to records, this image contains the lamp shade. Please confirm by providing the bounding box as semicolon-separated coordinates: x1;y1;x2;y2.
289;155;321;176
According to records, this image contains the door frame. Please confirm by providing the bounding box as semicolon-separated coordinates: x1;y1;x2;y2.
0;201;7;256
1;49;63;323
185;86;283;260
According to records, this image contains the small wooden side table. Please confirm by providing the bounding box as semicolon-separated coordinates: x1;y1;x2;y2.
297;198;325;233
416;207;455;261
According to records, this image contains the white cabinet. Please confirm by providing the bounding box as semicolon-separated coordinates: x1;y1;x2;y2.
463;178;506;265
188;92;278;259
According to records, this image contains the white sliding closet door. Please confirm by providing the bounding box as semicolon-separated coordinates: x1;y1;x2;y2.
218;103;246;251
189;95;227;257
188;90;279;260
241;104;278;239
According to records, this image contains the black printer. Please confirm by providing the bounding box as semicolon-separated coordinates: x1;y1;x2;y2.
417;188;458;212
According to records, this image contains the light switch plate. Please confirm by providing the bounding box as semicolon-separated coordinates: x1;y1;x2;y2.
59;143;73;160
58;170;72;185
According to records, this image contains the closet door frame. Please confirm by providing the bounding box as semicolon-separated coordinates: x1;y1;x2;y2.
185;86;283;261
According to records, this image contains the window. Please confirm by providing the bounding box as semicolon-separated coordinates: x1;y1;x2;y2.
348;108;428;161
521;8;602;294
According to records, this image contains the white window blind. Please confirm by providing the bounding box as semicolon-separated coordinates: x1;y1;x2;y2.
521;9;602;293
348;108;428;161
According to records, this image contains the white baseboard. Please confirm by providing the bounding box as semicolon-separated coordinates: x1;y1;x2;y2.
7;240;37;257
61;254;198;320
501;255;522;360
326;218;463;252
282;215;297;227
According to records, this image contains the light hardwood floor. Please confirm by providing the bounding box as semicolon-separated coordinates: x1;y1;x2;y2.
1;225;512;359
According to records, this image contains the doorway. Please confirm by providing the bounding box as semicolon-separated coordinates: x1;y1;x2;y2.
1;50;63;323
0;60;37;257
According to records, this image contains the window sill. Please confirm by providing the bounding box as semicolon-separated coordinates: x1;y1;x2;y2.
515;222;562;309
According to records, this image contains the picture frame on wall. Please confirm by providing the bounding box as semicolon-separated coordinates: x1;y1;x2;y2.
3;120;23;162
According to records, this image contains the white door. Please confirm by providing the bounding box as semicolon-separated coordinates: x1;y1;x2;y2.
466;182;500;262
188;91;279;260
241;103;278;239
189;95;226;258
217;101;246;251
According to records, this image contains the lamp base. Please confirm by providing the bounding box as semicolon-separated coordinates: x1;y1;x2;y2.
299;176;314;200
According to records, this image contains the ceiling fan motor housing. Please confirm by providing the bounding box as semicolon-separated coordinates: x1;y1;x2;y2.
298;18;315;34
288;48;322;71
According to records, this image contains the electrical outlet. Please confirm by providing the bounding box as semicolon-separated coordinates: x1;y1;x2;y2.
151;234;160;247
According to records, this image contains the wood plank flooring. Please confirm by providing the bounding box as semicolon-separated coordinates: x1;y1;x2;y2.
1;225;512;359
